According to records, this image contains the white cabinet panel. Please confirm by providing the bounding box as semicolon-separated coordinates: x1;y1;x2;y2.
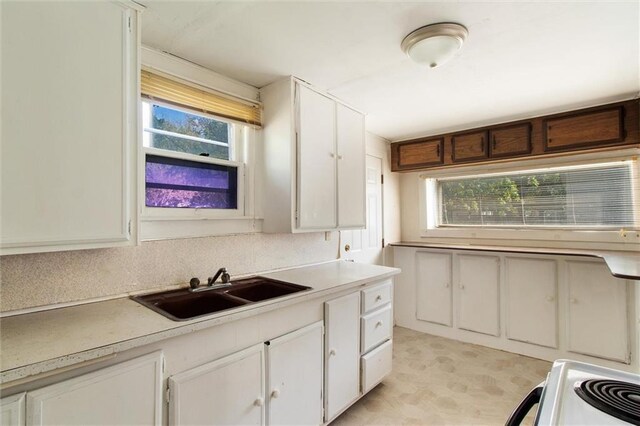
1;392;25;426
336;103;365;228
458;254;500;336
1;1;137;254
506;257;558;348
362;280;392;314
361;305;393;353
567;261;629;362
325;293;360;422
267;322;323;426
27;352;162;426
169;344;265;426
416;251;452;326
297;85;336;229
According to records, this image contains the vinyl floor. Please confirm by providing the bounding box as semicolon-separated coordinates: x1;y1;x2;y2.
330;326;551;426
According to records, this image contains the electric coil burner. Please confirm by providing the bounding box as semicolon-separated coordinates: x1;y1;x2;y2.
575;380;640;425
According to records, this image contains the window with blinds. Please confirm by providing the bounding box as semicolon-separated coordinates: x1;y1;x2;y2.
436;161;638;229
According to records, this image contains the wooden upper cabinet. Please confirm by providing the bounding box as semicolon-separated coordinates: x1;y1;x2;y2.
392;138;443;170
452;130;488;163
544;106;624;152
489;123;532;158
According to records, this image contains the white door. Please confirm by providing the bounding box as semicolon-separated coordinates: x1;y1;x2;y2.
1;392;25;426
1;1;136;254
267;322;323;426
296;85;336;230
506;257;558;348
27;352;162;426
341;155;383;264
416;251;453;326
169;344;265;426
567;260;629;362
457;254;500;336
324;292;360;422
336;104;365;228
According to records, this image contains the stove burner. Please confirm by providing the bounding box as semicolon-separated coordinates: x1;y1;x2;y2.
574;379;640;425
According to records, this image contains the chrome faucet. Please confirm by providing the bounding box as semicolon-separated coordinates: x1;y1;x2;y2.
208;267;231;285
189;268;232;292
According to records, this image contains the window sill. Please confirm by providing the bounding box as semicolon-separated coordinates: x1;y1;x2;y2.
140;217;262;241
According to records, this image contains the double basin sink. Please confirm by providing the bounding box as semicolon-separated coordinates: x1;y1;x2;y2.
132;277;311;321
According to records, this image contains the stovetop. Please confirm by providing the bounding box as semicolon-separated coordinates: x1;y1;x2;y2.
537;360;640;425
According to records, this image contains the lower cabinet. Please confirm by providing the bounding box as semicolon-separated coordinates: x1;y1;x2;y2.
566;260;629;362
2;352;163;426
458;254;500;336
169;322;324;426
416;251;452;326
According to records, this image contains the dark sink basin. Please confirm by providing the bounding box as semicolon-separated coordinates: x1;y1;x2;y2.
132;277;311;321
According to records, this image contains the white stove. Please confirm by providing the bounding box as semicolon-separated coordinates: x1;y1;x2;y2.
507;359;640;425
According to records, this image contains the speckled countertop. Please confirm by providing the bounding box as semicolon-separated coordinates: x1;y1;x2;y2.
0;260;399;384
390;242;639;280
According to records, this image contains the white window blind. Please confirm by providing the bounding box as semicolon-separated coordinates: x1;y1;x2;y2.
437;161;639;229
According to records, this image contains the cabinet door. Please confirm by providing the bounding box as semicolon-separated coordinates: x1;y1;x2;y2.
567;261;629;362
391;138;444;170
325;293;360;422
297;85;337;230
169;344;265;426
452;131;489;162
1;392;25;426
544;106;624;152
336;104;365;228
489;124;531;158
1;1;137;254
458;254;500;336
27;352;162;426
267;322;323;426
416;251;452;326
505;257;558;348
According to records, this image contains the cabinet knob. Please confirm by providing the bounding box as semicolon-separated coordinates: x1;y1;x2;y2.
546;296;555;302
570;298;578;304
376;320;383;328
329;348;337;356
460;284;465;290
271;389;280;399
254;397;264;407
337;155;343;160
444;283;450;288
329;152;336;158
375;295;382;301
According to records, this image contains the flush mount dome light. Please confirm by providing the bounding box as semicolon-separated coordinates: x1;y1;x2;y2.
401;22;468;68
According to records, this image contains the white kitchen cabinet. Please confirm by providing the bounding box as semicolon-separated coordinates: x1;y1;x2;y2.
169;344;265;426
416;251;453;326
1;392;25;426
26;352;163;426
506;257;558;348
266;321;323;426
361;339;393;393
324;292;361;422
261;77;365;233
0;0;140;255
566;260;629;362
169;322;323;426
457;254;500;336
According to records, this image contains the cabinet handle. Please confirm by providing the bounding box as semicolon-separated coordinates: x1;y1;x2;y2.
444;283;450;288
329;152;336;158
375;295;382;302
337;154;343;160
329;348;337;356
254;397;264;407
570;298;578;304
546;296;555;302
492;135;497;150
481;137;485;151
460;283;465;290
436;144;440;157
271;389;280;399
375;320;383;328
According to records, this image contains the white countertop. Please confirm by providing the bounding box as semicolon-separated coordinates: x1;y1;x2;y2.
0;260;399;384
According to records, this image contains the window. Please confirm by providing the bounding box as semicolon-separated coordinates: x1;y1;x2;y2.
433;161;638;229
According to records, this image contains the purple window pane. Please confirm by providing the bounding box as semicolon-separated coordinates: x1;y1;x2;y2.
145;155;237;209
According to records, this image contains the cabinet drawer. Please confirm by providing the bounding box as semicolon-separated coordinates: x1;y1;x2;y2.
543;106;624;152
361;280;392;314
361;339;392;393
361;305;392;353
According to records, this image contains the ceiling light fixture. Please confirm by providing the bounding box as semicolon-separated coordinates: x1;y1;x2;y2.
401;22;468;68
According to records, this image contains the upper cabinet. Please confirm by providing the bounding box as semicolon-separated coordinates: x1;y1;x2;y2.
391;99;639;172
261;77;365;233
0;1;141;255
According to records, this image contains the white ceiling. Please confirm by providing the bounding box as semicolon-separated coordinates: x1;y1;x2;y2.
140;1;640;142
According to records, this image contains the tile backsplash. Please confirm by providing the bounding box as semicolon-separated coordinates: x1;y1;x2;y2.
0;232;338;313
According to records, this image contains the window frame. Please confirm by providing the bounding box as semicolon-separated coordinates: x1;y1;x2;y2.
419;154;640;246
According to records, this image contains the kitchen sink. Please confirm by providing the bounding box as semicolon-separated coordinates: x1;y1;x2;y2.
132;277;311;321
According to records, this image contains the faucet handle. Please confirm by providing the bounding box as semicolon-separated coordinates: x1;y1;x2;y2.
189;277;200;290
